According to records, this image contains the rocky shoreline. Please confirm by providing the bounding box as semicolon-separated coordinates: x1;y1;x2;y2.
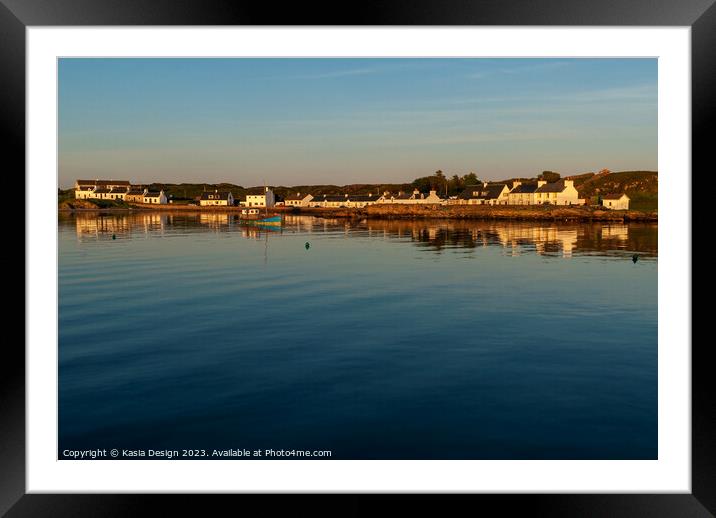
59;202;657;222
294;204;656;222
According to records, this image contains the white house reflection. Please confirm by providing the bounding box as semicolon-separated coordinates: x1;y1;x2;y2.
65;212;656;258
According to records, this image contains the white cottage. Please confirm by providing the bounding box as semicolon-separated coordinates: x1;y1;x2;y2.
143;190;168;204
200;190;234;206
285;193;314;207
602;194;630;210
244;187;276;207
534;179;585;206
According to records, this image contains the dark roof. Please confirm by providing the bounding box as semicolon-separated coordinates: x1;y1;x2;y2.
348;195;375;201
93;188;110;194
458;185;483;200
535;180;566;193
509;183;539;194
145;191;162;197
458;184;507;200
323;195;348;202
127;190;145;196
246;188;269;195
394;193;412;200
200;191;232;200
76;180;130;186
110;187;129;193
603;193;629;200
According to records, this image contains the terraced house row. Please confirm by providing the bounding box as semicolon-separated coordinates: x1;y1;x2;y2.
455;179;586;206
74;179;167;204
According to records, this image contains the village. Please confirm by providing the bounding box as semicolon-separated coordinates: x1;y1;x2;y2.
72;176;632;210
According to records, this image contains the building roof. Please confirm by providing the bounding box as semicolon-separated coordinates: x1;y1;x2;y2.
246;187;271;195
509;183;539;194
348;195;375;202
394;193;412;200
535;180;567;193
76;179;130;186
200;191;232;200
93;188;110;194
145;191;162;197
285;193;311;201
458;184;507;200
127;189;145;195
323;195;348;202
603;193;629;200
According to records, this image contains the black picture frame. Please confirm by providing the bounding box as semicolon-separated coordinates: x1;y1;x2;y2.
5;0;707;515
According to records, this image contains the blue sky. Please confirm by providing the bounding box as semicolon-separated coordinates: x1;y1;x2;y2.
58;58;657;188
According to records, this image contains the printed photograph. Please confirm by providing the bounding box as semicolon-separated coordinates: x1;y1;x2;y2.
58;58;657;460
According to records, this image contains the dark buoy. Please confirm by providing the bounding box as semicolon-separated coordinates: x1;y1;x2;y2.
112;234;116;240
632;254;638;263
305;242;310;250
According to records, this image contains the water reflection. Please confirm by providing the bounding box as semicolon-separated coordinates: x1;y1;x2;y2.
61;212;657;258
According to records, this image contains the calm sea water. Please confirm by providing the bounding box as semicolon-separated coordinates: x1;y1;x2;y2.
58;212;657;459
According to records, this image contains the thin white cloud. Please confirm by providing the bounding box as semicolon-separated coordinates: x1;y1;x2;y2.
467;61;571;80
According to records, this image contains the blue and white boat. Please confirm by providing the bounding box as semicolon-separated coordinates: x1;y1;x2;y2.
240;208;282;226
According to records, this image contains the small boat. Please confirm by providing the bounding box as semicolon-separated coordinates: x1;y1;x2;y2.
240;208;282;225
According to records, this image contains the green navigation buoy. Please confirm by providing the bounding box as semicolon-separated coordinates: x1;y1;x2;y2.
632;254;639;263
112;234;116;240
305;242;310;250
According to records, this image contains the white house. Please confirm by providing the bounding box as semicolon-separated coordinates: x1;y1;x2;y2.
106;186;129;201
457;183;510;205
308;194;327;207
285;193;314;207
323;194;349;208
143;190;168;204
200;190;234;206
125;187;148;203
244;187;275;207
602;193;630;210
534;179;585;206
507;181;539;205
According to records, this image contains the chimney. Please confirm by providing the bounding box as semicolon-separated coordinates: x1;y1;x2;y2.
384;191;390;196
413;188;420;195
429;190;436;196
537;180;547;188
513;181;522;189
344;193;348;198
564;180;574;188
483;182;488;188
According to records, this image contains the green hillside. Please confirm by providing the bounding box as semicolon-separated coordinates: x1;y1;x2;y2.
576;171;658;211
